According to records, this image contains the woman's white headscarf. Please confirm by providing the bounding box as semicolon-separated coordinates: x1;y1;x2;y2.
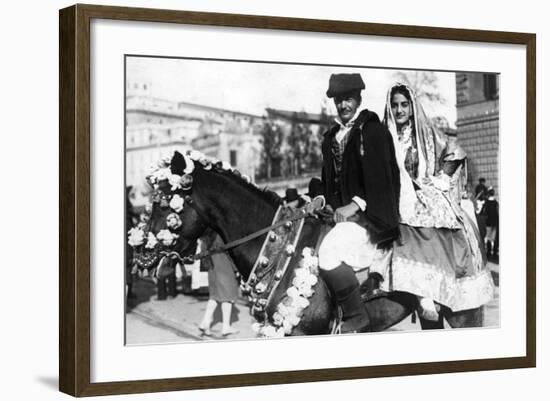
383;83;447;221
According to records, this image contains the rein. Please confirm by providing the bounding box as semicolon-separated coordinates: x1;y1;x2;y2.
191;208;309;261
189;196;325;261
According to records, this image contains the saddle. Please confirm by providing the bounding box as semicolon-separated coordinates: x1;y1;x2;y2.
359;272;388;302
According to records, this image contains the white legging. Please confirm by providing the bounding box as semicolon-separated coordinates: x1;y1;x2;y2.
318;222;377;271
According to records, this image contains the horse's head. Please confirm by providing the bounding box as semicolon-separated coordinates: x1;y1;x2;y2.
129;148;280;280
128;150;208;275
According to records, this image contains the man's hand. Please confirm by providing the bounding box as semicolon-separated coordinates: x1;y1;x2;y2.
317;204;334;223
334;202;360;223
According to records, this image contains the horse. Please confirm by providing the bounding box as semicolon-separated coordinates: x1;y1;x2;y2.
133;150;485;336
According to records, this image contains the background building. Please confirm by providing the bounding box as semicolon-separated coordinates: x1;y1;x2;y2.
125;82;264;204
455;73;500;196
125;82;335;200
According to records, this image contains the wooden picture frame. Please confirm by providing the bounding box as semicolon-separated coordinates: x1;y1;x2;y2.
59;3;536;397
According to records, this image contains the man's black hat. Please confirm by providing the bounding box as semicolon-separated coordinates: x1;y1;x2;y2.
306;177;323;198
326;73;365;98
284;188;300;203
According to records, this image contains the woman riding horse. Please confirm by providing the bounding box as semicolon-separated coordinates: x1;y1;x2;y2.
377;83;495;322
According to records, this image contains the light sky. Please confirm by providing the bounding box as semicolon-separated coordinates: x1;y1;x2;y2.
127;56;457;126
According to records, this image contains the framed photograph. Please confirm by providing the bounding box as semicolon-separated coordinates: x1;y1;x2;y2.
59;4;536;397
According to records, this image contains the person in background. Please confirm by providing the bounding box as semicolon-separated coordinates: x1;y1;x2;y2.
475;177;488;201
283;187;303;208
198;230;240;337
126;186;138;299
481;188;499;256
155;261;177;300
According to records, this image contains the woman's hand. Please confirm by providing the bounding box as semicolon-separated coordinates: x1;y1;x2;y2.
334;202;360;223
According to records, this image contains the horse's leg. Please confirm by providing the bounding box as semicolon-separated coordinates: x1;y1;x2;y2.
444;306;484;328
168;273;177;297
157;278;167;300
292;280;334;335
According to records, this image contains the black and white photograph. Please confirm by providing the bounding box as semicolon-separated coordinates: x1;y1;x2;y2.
125;56;500;344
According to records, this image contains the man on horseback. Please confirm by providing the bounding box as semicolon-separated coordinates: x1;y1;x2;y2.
317;73;401;333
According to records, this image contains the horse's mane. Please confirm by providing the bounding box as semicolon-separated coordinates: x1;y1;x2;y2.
204;165;282;206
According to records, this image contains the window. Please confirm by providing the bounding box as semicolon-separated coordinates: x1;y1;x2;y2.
483;74;499;100
230;150;237;167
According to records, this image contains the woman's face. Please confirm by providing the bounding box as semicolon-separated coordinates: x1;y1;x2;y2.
391;93;413;126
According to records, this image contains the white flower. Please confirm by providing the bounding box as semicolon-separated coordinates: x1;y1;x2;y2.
296;284;314;298
156;229;179;247
306;274;318;286
286;305;299;318
310;256;319;267
262;325;277;338
288;314;301;327
166;213;182;230
145;232;158;249
282;320;294;334
272;312;284;326
155;168;172;181
286;286;300;300
251;322;262;334
295;296;310;309
168;174;182;191
274;327;286;338
302;247;313;258
242;174;251;183
300;251;319;273
277;304;291;317
292;276;306;289
285;244;295;255
127;227;145;247
221;161;232;170
188;150;203;161
183;155;195;174
169;194;185;212
294;267;309;280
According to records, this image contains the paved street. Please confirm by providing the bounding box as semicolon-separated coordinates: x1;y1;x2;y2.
126;261;500;343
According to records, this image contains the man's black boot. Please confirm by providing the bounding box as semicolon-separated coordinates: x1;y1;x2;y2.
321;263;370;333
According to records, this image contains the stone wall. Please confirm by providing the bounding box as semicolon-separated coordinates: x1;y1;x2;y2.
456;73;500;196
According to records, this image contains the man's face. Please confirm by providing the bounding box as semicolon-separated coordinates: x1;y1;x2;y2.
334;92;360;124
390;93;412;126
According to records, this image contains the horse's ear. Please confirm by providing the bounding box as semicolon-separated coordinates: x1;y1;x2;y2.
171;151;186;175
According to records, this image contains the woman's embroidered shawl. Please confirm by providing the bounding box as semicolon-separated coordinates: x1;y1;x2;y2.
383;84;465;229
